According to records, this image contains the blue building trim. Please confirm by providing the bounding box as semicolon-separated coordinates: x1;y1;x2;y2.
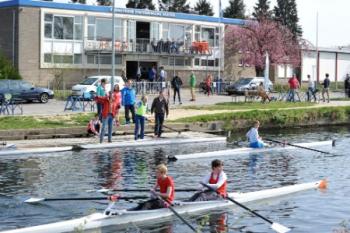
0;0;245;25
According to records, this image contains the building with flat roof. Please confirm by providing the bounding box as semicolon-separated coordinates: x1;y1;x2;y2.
0;0;256;87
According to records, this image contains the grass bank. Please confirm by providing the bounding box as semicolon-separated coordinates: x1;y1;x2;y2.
0;113;93;130
174;106;350;130
182;101;315;111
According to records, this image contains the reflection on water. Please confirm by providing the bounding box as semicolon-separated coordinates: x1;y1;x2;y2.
0;126;349;232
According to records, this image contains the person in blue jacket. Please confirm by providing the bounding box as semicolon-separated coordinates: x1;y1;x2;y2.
121;79;136;124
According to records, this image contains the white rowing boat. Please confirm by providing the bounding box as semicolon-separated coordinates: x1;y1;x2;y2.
0;146;73;156
170;140;333;160
0;180;326;233
0;143;16;150
76;137;226;150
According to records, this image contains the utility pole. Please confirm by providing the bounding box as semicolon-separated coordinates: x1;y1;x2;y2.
111;0;116;89
218;0;222;80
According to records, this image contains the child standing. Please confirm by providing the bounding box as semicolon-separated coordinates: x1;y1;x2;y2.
134;95;148;140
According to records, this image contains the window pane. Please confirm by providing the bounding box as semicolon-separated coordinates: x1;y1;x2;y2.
53;55;73;64
44;53;52;63
208;60;214;67
215;58;219;67
45;14;53;22
88;16;95;24
74;54;82;64
54;16;63;39
74;24;82;40
87;55;95;64
195;25;200;32
88;25;95;40
75;16;82;24
201;59;207;66
175;58;184;66
202;27;215;47
63;17;73;40
194;58;200;66
169;24;184;42
45;23;52;38
115;55;122;64
96;18;112;41
100;55;111;64
195;33;200;41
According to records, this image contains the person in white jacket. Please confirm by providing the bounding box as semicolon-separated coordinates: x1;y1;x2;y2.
246;120;265;148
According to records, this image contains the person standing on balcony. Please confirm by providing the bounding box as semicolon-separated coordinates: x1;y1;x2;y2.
96;79;107;121
189;71;196;101
121;80;136;124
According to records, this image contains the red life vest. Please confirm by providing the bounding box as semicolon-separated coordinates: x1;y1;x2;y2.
209;172;227;196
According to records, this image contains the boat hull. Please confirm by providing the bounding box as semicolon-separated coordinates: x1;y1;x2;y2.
0;180;324;233
171;140;333;160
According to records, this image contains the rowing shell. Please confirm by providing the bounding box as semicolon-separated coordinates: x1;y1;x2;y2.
0;180;326;233
0;137;226;156
0;146;73;156
170;140;333;160
75;137;226;150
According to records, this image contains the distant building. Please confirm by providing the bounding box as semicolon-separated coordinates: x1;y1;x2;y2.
0;0;255;87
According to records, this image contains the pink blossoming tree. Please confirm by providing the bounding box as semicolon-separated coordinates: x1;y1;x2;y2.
225;18;302;76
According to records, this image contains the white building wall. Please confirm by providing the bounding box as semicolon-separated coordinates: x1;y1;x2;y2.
319;52;336;82
301;51;317;81
337;53;350;81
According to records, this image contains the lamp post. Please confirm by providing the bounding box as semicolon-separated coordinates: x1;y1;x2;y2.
218;0;222;80
111;0;116;90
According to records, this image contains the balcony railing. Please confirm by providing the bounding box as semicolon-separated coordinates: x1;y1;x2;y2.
84;39;212;56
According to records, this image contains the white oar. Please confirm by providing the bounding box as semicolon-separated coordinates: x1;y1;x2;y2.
201;182;291;233
24;195;148;203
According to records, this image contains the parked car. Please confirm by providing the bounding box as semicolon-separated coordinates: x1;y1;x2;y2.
71;76;125;97
225;77;273;95
0;79;54;103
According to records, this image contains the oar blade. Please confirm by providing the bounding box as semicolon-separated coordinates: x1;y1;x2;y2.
271;222;291;233
24;198;45;203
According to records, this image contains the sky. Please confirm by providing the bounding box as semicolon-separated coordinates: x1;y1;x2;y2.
108;0;350;47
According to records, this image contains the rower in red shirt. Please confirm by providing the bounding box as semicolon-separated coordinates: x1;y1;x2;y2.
188;159;227;201
129;164;175;210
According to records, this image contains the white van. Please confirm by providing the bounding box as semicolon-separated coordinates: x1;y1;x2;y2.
71;76;125;96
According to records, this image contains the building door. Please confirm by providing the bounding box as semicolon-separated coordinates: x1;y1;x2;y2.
126;61;157;81
136;22;150;52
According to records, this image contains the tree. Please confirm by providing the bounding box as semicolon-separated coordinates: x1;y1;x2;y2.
158;0;190;13
274;0;302;38
252;0;272;20
194;0;214;16
97;0;111;6
126;0;155;10
225;19;301;76
223;0;245;19
0;52;21;80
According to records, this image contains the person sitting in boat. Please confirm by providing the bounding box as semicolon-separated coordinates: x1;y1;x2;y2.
246;120;265;148
129;164;175;210
188;159;227;202
87;113;101;136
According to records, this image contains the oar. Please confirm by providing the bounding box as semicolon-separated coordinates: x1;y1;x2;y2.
163;125;182;134
200;182;291;233
151;191;199;233
265;138;336;155
93;188;197;193
24;195;148;203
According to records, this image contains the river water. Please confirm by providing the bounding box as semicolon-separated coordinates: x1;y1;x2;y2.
0;126;349;233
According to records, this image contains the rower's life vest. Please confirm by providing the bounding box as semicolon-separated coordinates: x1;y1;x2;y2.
157;176;175;203
136;101;147;116
209;172;227;197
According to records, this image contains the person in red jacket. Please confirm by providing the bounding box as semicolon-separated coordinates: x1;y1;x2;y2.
287;74;300;102
95;84;121;143
188;159;227;201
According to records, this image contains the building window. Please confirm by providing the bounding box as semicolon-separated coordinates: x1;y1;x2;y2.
44;14;53;39
201;27;215;47
194;58;200;66
87;55;95;64
53;55;73;64
44;53;52;63
74;16;83;40
74;54;82;64
54;16;74;40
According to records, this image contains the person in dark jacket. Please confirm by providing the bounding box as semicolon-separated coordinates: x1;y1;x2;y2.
151;89;169;138
171;75;183;104
322;73;331;103
345;74;350;98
